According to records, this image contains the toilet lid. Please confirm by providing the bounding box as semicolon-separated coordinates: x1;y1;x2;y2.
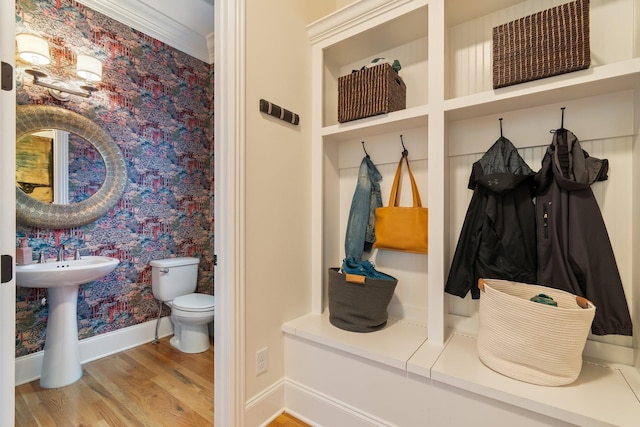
172;293;215;312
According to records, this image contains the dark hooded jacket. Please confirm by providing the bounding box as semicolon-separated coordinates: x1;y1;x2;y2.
534;128;632;336
445;137;537;299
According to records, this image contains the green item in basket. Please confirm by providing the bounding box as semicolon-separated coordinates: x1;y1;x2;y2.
530;294;558;306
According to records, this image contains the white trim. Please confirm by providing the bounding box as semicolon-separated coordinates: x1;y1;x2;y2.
0;0;16;421
214;0;246;426
52;129;69;204
206;33;215;65
244;378;393;427
245;379;286;427
77;0;213;63
307;0;415;43
15;317;175;386
284;379;394;427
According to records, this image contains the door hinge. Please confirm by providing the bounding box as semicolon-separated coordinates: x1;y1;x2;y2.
1;62;13;91
1;255;13;283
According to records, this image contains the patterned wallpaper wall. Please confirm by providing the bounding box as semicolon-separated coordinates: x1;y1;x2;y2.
15;0;214;357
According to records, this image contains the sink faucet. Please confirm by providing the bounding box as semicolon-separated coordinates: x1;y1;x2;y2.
57;245;66;262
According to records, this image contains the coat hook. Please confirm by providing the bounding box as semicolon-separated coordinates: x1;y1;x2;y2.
361;141;369;159
499;118;503;137
560;107;566;129
400;134;408;157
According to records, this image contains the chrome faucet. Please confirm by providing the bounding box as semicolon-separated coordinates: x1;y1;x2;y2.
57;245;66;262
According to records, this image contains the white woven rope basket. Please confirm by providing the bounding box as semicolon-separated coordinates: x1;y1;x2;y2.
477;278;596;386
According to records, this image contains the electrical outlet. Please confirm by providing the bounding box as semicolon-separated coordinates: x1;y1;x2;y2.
256;347;268;375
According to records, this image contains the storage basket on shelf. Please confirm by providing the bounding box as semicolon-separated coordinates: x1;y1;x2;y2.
477;278;596;386
338;63;406;123
492;0;590;89
327;267;397;333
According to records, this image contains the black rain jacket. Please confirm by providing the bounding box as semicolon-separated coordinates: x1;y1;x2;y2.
445;137;537;299
534;128;632;336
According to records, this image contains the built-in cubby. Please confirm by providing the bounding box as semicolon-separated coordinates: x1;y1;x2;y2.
284;0;640;425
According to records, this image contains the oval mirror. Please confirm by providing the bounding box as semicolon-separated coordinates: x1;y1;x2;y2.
16;105;127;229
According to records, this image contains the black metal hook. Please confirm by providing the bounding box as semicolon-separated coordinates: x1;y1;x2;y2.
400;135;408;157
499;118;503;137
560;107;566;129
361;141;369;159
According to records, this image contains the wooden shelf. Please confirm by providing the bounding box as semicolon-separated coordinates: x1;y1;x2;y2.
284;315;640;427
282;311;428;372
320;105;430;142
429;334;640;427
444;59;640;121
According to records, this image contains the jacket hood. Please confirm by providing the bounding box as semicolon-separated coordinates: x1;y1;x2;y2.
469;137;535;194
548;128;608;191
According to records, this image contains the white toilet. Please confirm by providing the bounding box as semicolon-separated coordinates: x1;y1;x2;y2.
150;257;215;353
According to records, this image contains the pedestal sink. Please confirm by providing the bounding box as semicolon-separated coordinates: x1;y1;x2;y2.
16;256;119;388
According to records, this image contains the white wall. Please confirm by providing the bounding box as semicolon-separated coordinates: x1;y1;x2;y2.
243;0;336;406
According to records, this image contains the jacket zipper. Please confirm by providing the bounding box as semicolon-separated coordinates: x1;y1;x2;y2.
543;203;549;239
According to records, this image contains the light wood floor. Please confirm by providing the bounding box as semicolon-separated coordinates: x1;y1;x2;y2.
15;336;311;427
15;336;214;427
267;413;311;427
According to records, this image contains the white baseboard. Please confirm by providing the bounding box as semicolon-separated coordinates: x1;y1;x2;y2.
16;317;174;386
283;379;390;427
245;378;286;427
244;376;389;427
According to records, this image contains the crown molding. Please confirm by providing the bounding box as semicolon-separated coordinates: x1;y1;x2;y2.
78;0;214;64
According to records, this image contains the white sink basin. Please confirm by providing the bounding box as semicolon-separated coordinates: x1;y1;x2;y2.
16;256;119;288
15;255;119;388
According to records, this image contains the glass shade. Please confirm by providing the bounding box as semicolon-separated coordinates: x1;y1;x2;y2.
76;54;102;82
16;34;51;66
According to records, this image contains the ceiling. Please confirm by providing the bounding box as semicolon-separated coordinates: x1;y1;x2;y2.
78;0;215;64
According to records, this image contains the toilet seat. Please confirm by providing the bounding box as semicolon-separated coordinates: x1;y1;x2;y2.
172;293;215;312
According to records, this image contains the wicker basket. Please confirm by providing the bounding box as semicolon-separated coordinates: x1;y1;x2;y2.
338;63;406;123
477;278;596;386
492;0;590;89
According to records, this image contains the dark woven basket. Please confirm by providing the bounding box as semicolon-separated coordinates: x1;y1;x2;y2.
328;267;397;333
338;63;406;123
492;0;590;89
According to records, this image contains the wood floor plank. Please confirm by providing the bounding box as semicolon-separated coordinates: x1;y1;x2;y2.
149;365;214;420
267;412;312;427
82;368;149;426
126;339;214;384
15;382;58;427
15;336;214;427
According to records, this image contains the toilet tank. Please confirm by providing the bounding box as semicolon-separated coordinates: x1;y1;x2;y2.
150;257;200;302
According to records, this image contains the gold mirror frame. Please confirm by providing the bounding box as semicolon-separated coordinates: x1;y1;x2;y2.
16;105;127;229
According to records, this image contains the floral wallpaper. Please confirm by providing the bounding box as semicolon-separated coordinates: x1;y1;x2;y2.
14;0;214;357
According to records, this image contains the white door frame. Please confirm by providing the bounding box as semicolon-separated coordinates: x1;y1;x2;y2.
214;0;246;426
2;1;247;423
0;0;16;422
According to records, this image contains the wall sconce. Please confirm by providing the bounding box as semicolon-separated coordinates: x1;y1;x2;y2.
16;33;102;101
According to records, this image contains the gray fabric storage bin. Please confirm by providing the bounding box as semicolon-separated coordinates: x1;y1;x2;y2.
327;267;397;332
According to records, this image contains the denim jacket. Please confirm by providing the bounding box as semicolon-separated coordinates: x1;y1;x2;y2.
344;156;382;261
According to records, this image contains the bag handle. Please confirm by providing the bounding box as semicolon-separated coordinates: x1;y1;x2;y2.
388;155;422;207
345;273;366;284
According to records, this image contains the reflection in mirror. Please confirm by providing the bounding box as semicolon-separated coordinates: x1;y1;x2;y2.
16;105;127;229
16;131;55;203
17;129;69;204
17;130;106;205
68;133;105;203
